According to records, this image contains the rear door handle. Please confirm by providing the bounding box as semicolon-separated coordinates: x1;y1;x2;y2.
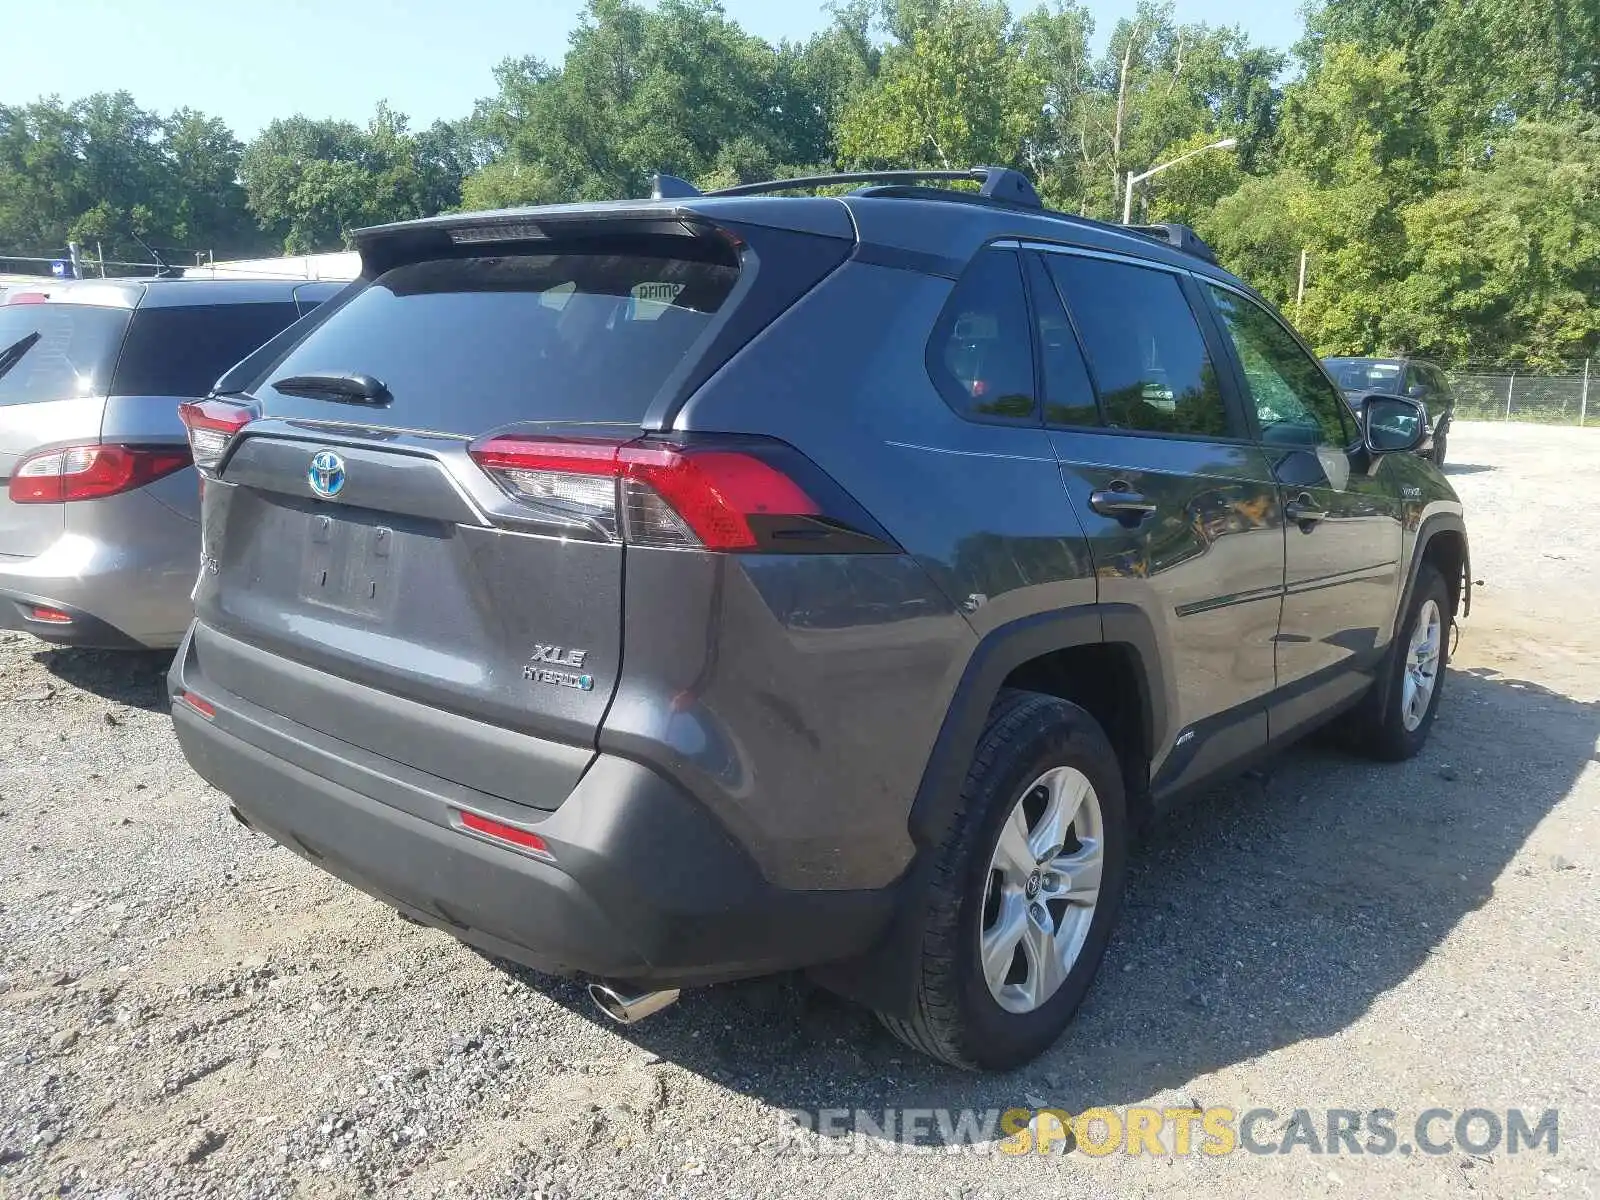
1089;487;1158;520
1285;492;1328;528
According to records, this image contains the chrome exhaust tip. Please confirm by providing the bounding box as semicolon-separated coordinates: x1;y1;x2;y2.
587;982;681;1024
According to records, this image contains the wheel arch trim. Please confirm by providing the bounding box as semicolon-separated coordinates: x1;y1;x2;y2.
905;603;1167;850
1403;510;1471;629
1375;510;1469;731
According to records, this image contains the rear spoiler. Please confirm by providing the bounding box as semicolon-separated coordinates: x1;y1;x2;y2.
352;199;855;276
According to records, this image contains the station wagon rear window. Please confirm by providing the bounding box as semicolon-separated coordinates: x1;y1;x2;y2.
253;250;740;429
0;304;129;407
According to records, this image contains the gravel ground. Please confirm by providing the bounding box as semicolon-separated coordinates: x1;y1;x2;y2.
2;420;1597;1199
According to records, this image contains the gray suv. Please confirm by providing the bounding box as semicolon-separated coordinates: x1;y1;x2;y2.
167;168;1469;1070
0;278;334;647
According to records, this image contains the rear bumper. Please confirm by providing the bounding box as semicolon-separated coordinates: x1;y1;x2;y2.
0;589;146;648
169;629;895;987
0;490;199;648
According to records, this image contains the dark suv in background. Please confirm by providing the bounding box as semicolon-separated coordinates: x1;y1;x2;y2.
167;168;1468;1070
0;278;335;647
1323;356;1455;466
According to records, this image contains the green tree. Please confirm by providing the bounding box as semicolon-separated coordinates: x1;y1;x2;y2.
0;92;262;266
462;0;821;204
1073;4;1282;220
1302;0;1600;163
240;104;460;252
1391;118;1600;366
837;0;1046;171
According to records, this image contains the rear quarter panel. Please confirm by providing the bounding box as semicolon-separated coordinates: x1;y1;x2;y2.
659;260;1098;890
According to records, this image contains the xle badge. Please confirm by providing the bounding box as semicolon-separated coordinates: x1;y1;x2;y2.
524;645;593;692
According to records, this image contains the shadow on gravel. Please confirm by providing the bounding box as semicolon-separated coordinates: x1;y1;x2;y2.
1443;462;1496;476
510;664;1597;1144
33;646;175;711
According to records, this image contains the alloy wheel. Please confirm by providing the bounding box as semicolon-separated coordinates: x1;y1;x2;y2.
979;766;1104;1014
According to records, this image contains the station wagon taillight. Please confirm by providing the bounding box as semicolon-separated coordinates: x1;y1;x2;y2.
178;399;257;472
467;434;872;552
8;444;192;504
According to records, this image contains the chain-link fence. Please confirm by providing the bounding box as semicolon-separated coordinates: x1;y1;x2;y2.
1450;364;1595;425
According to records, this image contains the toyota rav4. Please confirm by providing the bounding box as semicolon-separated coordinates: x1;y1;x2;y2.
168;167;1468;1070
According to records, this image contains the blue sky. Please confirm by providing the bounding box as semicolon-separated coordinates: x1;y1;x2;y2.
2;0;1302;136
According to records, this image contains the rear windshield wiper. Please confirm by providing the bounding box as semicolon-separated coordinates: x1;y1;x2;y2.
270;372;391;405
0;331;40;385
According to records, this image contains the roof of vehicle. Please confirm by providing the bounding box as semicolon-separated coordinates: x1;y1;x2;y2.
1323;355;1444;369
353;187;1252;294
0;276;334;310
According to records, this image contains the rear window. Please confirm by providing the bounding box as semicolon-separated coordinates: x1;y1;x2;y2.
0;303;130;407
255;251;740;427
113;302;302;397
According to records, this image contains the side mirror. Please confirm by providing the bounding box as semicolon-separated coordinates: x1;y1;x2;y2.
1362;394;1428;455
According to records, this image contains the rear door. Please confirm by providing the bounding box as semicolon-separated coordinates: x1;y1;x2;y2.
1029;249;1286;798
189;225;847;801
0;297;130;557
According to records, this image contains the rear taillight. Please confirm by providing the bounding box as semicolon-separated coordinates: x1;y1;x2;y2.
178;399;256;472
466;434;881;553
8;444;192;504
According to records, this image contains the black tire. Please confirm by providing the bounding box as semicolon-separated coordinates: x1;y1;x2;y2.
1348;564;1451;761
877;690;1129;1071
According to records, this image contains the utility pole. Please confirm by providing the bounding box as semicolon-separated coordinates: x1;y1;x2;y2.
1505;373;1515;421
1581;358;1590;428
1295;249;1309;321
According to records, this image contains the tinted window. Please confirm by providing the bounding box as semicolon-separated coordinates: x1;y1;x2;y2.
1024;254;1099;427
113;302;301;397
1045;256;1230;437
1208;286;1353;448
0;303;129;407
1324;357;1403;394
926;249;1035;423
1424;365;1451;397
256;251;738;428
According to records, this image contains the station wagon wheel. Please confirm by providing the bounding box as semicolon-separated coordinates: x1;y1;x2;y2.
877;690;1128;1071
981;766;1104;1014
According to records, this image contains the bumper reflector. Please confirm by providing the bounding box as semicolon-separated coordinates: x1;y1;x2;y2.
179;691;216;719
458;809;552;858
28;606;73;624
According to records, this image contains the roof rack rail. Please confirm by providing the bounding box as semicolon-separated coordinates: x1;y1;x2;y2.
648;166;1043;210
1127;223;1220;266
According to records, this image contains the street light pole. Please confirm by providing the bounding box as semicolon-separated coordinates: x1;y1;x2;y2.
1122;136;1239;224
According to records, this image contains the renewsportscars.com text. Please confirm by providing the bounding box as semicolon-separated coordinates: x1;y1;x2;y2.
776;1106;1559;1157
